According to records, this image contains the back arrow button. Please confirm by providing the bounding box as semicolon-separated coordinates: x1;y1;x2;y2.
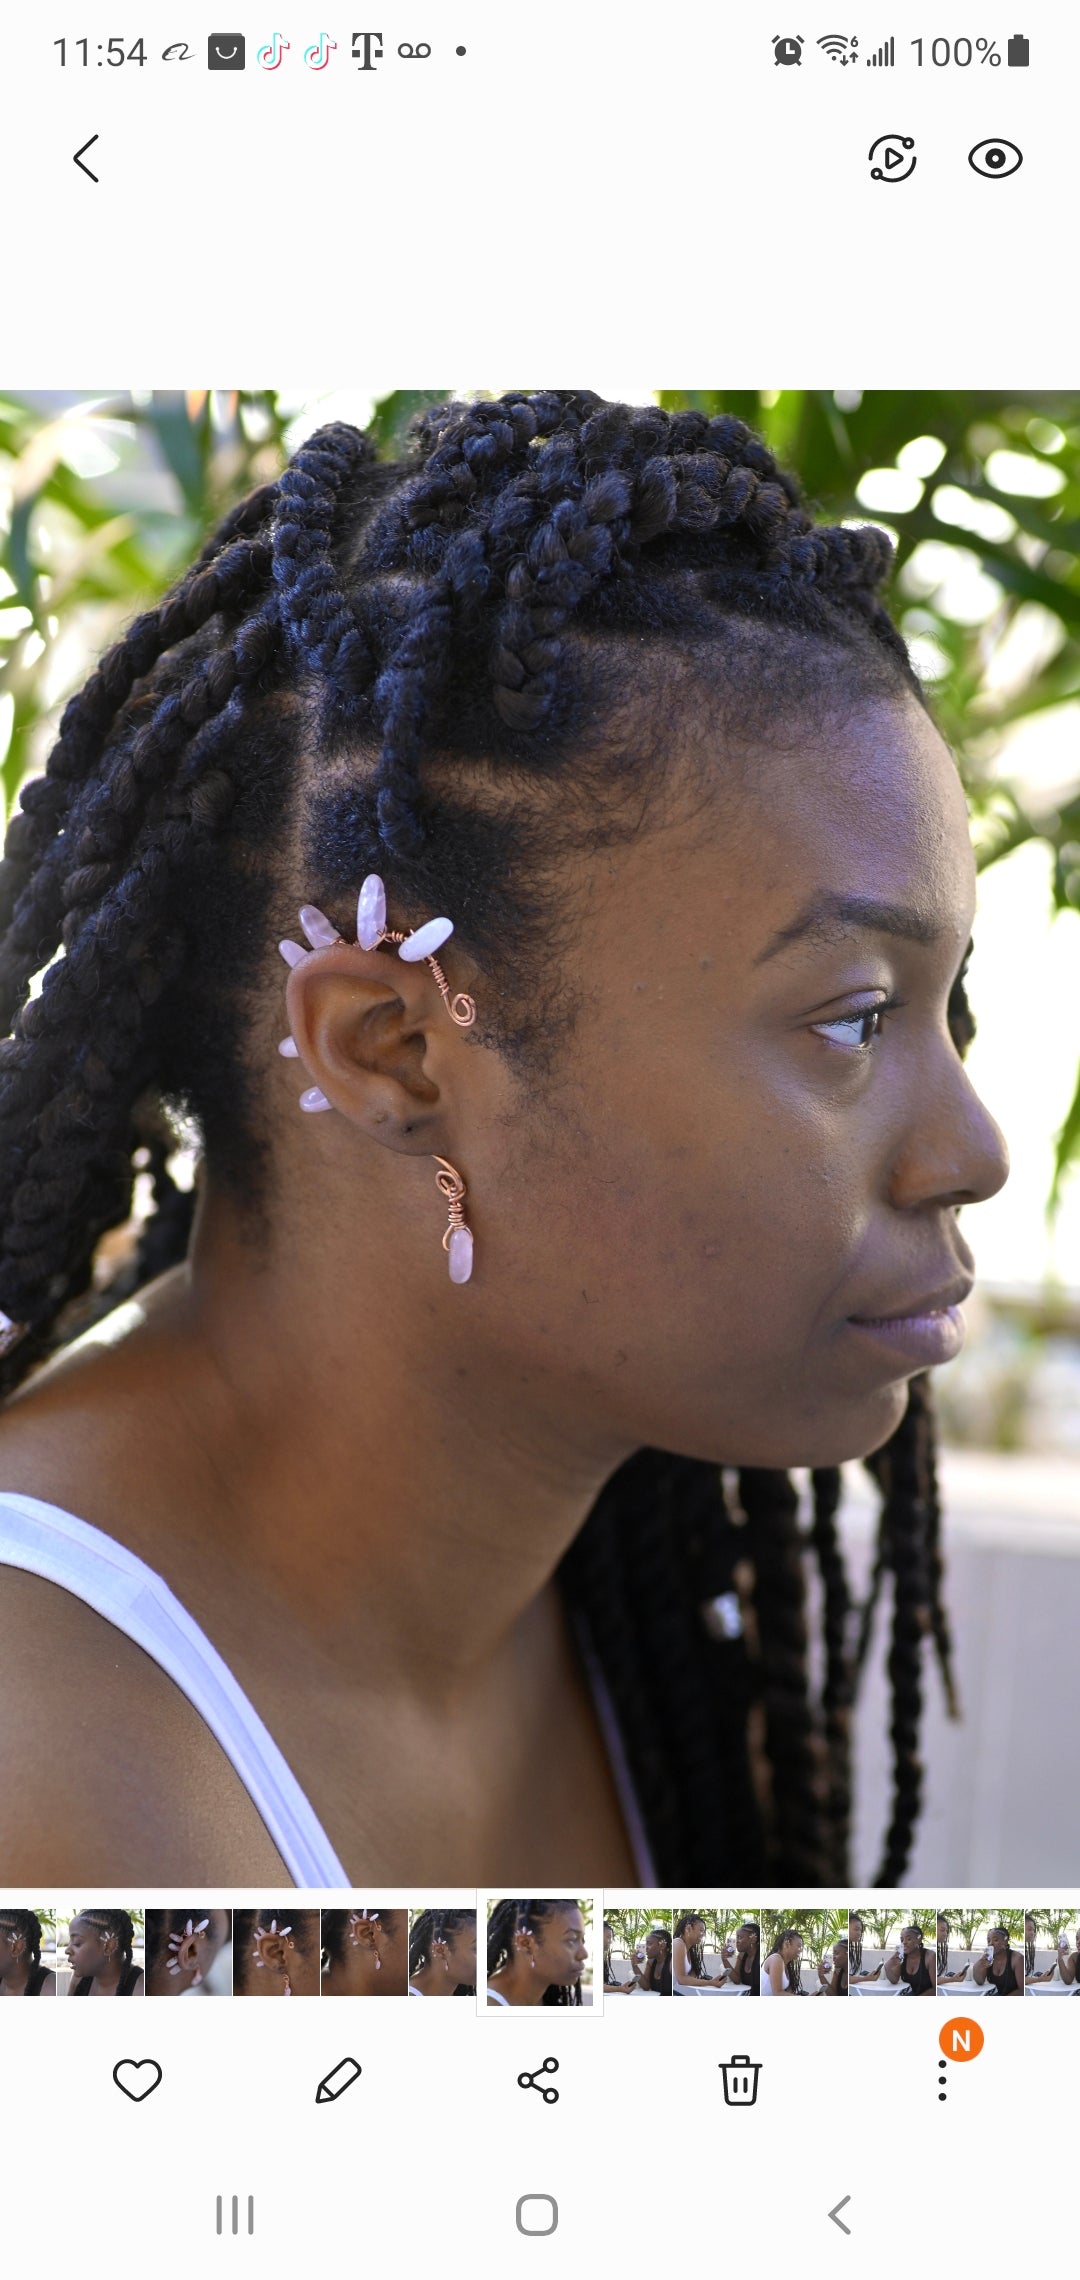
828;2196;852;2235
73;135;100;182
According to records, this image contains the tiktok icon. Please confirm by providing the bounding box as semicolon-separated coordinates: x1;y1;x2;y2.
256;32;290;69
304;33;337;69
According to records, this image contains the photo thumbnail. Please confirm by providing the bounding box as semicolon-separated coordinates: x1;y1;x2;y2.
321;1907;408;1995
673;1910;760;1995
408;1906;477;1997
849;1909;935;1995
604;1910;673;1996
936;1909;1024;1998
1025;1908;1080;1993
0;1904;57;1996
234;1909;320;1997
56;1906;144;1996
761;1913;848;1996
486;1899;592;2008
144;1908;232;1996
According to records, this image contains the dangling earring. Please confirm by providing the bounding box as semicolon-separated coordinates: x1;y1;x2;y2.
433;1157;474;1284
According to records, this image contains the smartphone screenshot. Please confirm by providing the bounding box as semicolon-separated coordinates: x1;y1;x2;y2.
0;7;1076;2273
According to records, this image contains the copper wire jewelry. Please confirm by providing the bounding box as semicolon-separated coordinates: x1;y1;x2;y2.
278;876;477;1283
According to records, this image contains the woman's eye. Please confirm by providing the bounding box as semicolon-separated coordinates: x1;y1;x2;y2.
812;1001;893;1052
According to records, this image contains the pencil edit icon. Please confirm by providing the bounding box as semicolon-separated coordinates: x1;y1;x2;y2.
316;2056;362;2104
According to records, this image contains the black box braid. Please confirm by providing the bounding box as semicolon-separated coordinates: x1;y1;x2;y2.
0;392;973;1886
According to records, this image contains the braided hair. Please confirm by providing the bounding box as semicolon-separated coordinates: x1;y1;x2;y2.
766;1928;803;1992
643;1924;673;1995
409;1907;475;1994
0;392;975;1884
674;1912;709;1980
487;1898;584;2007
0;1907;46;1991
70;1907;138;1994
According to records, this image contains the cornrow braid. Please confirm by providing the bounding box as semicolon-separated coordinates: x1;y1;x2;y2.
0;393;971;1887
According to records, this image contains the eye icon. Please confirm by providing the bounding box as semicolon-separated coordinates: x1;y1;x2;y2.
968;138;1022;178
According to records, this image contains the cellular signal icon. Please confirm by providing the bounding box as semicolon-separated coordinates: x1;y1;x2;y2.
817;33;858;64
866;36;895;66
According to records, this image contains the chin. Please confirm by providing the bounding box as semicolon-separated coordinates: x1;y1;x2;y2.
712;1380;910;1471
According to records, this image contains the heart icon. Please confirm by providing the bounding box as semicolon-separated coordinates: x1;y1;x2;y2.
113;2059;163;2103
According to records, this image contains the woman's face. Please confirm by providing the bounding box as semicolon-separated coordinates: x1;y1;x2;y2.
537;1907;586;1986
66;1916;108;1976
477;692;1008;1471
645;1932;662;1960
901;1929;920;1955
0;1923;22;1977
783;1936;803;1962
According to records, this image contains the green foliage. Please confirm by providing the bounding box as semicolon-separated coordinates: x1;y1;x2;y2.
4;387;1078;1208
760;1907;848;1955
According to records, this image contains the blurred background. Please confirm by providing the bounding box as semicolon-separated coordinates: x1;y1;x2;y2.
2;388;1078;1881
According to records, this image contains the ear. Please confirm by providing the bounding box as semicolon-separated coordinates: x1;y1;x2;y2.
249;1920;295;1986
282;943;475;1153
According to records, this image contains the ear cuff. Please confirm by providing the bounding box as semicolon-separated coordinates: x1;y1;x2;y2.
165;1916;211;1976
278;876;476;1283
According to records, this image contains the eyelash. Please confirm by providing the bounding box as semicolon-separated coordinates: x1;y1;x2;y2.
812;993;906;1053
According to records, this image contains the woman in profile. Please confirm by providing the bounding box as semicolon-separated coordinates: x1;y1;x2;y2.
408;1907;476;1996
762;1928;803;1997
320;1908;407;1996
673;1913;721;1990
487;1899;586;2007
0;394;1008;1891
0;1908;55;1995
65;1909;143;1996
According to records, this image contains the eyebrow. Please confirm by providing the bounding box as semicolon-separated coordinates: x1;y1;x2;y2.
753;890;953;966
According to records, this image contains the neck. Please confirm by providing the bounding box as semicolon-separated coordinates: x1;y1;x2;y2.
0;1961;31;1995
90;1182;635;1698
491;1955;551;2007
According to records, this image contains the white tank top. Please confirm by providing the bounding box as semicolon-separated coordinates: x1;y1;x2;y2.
761;1960;789;1996
487;1986;511;2007
0;1489;657;1887
0;1492;348;1886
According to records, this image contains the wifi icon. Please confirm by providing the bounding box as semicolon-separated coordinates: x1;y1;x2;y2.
818;33;858;63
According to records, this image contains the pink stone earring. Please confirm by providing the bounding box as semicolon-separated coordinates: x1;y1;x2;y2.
166;1916;210;1979
278;876;477;1284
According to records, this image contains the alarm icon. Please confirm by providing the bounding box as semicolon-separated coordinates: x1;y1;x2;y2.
773;36;804;66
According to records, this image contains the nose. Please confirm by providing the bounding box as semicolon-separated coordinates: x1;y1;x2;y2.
888;1048;1010;1213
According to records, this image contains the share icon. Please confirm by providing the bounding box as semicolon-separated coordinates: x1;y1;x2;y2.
517;2056;560;2104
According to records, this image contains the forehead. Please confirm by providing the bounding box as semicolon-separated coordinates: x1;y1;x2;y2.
699;696;976;964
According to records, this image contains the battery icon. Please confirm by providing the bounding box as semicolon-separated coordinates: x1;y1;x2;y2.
1007;34;1030;65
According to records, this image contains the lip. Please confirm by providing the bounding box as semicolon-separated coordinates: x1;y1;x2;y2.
844;1303;966;1367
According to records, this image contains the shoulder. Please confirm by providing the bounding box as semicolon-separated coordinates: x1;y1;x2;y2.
0;1566;285;1881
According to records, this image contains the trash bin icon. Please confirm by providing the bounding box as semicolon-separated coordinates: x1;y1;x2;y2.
720;2055;762;2108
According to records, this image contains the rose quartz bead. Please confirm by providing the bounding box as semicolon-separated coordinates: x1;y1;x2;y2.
356;874;387;950
447;1226;474;1283
399;915;454;963
278;939;306;967
278;1036;300;1058
299;904;340;948
300;1087;332;1113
